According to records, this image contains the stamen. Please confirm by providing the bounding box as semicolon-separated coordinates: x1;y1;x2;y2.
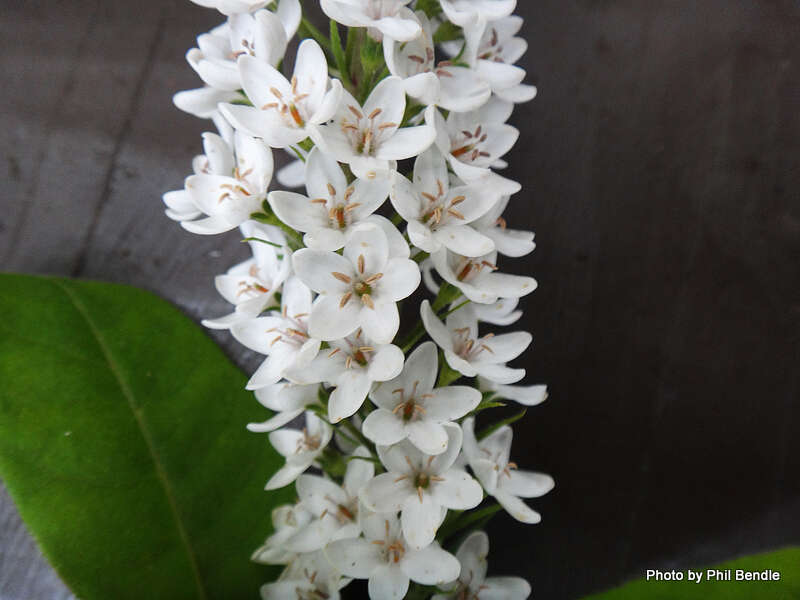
332;272;352;283
361;294;374;309
339;292;353;308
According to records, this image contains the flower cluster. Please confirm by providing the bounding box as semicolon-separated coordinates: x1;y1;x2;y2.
166;1;552;598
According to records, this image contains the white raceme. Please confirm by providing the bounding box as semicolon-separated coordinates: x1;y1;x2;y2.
168;1;549;597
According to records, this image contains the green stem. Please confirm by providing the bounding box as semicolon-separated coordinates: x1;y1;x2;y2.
340;417;374;453
298;17;332;56
250;205;304;250
437;503;503;543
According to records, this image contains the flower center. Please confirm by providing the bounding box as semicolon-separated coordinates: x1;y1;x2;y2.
260;77;309;129
451;124;491;164
391;381;433;422
297;428;321;453
341;105;397;157
453;327;496;360
420;178;466;229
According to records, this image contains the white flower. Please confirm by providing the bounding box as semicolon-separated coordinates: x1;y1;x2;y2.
187;6;300;91
390;147;496;257
268;147;390;251
293;223;420;344
289;328;404;423
383;11;491;112
434;97;520;195
432;531;531;600
431;249;537;304
221;39;343;148
246;382;319;433
265;411;332;490
173;86;240;119
252;503;314;565
311;77;437;180
181;131;273;234
231;276;321;390
261;550;345;600
454;16;537;104
421;301;530;384
285;447;374;552
471;195;535;257
439;0;517;27
202;222;290;329
479;378;549;407
361;424;483;548
363;341;480;454
328;512;461;599
462;417;554;523
321;0;421;41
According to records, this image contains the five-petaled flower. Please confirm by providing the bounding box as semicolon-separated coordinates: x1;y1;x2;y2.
293;223;420;344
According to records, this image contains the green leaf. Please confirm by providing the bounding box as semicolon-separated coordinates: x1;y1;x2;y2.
582;547;800;599
0;274;294;600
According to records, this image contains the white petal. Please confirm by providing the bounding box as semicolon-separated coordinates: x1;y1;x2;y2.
297;474;347;513
367;344;405;382
360;302;400;345
362;409;407;446
344;446;375;496
430;469;483;510
368;564;410;600
481;331;531;362
344;223;389;275
292;249;354;294
424;386;481;422
406;421;449;456
265;460;309;490
494;490;542;524
402;544;461;585
173;87;239;119
329;371;373;422
378;258;421;301
401;492;441;549
246;408;304;433
304;228;346;251
489;382;548;406
376;122;436;161
364;76;406;128
329;538;384;578
420;300;456;353
429;423;464;474
505;470;555;498
267;191;328;232
293;39;329;115
455;531;489;586
435;224;495;257
479;576;532;600
309;294;362;341
360;473;411;513
473;362;525;385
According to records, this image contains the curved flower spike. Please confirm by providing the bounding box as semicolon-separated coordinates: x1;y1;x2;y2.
364;341;481;455
266;412;332;490
329;512;461;600
432;531;532;599
268;147;390;251
421;300;530;384
221;39;343;148
462;417;554;524
310;77;437;180
361;424;483;549
321;0;421;42
293;223;420;344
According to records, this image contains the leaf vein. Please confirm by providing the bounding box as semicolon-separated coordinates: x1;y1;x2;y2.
53;279;208;600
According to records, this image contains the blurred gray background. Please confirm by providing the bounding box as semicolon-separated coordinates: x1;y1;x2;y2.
2;0;800;598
